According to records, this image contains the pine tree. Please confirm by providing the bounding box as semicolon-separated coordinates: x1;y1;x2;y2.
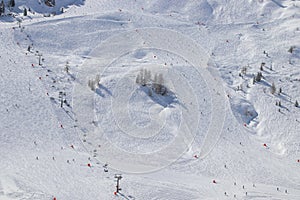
153;73;158;93
45;0;55;7
288;46;295;54
241;66;247;75
252;76;256;84
145;69;151;84
9;0;15;7
88;79;95;91
260;63;265;71
157;73;164;95
23;8;27;16
255;72;262;82
140;69;146;86
136;73;141;84
95;74;100;87
270;82;276;94
0;0;5;16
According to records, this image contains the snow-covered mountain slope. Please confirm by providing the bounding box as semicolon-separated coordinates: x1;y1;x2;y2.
0;0;300;199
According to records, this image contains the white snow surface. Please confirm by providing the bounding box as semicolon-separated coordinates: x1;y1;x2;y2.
0;0;300;199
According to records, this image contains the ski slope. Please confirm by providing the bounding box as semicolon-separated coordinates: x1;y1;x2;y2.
0;0;300;199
